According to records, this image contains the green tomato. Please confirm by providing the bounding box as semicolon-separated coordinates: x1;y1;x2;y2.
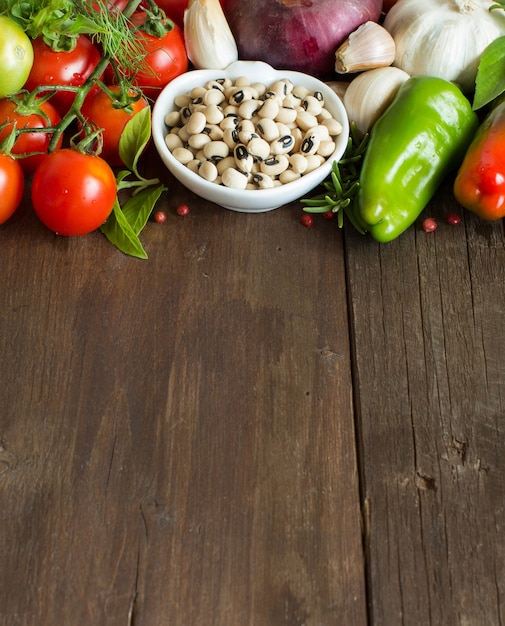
0;16;34;98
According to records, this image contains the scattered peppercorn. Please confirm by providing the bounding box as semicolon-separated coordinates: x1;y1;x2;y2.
422;217;438;233
301;213;314;228
176;204;190;216
446;212;461;226
322;210;335;220
153;211;167;223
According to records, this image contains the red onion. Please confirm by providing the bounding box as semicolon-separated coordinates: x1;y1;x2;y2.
225;0;383;78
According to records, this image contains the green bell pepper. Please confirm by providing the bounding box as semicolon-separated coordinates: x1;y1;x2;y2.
357;76;479;243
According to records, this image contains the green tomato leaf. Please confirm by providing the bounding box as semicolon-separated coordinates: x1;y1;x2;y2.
473;36;505;110
122;184;165;235
119;106;152;176
100;200;148;259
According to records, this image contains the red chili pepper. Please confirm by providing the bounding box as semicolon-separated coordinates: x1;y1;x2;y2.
453;99;505;221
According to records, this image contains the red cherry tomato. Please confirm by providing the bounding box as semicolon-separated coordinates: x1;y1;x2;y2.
24;36;102;116
0;96;62;173
31;149;117;236
0;154;24;225
81;86;150;166
122;12;188;100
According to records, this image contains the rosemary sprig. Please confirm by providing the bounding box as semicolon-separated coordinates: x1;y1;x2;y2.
301;122;369;234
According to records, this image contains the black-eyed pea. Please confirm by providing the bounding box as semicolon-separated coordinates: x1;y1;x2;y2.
302;95;323;116
321;117;343;136
260;154;289;177
304;154;325;173
204;124;224;140
187;110;207;135
291;127;303;152
223;127;239;150
164;110;181;128
258;98;279;120
187;158;202;174
180;106;192;124
188;133;212;151
204;79;225;91
238;99;260;120
216;155;236;175
237;119;256;143
172;147;194;165
282;94;299;108
194;149;206;162
251;82;267;97
235;76;251;87
199;160;218;182
189;86;207;99
252;172;275;189
204;88;226;106
229;86;255;105
165;133;183;151
177;124;191;143
275;106;297;125
279;169;301;184
222;167;249;189
317;107;333;121
203;140;230;161
262;90;284;105
275;122;292;138
205;104;224;125
309;124;331;142
288;153;308;174
220;115;239;131
300;132;321;156
247;136;270;161
313;90;324;103
223;104;239;117
296;110;318;131
256;118;279;142
174;94;191;108
270;79;294;97
234;144;254;173
270;134;295;155
317;140;336;158
292;84;310;99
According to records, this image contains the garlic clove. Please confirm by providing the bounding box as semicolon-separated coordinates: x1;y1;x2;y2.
335;21;396;74
343;66;410;135
184;0;239;70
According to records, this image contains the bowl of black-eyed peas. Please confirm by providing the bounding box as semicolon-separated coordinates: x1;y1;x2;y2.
152;61;349;213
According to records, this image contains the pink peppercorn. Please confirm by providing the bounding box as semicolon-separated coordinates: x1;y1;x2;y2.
176;204;190;216
422;217;438;233
153;211;167;223
301;213;314;228
446;212;461;226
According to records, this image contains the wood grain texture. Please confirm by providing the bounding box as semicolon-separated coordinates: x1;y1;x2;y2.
345;181;505;626
0;156;366;626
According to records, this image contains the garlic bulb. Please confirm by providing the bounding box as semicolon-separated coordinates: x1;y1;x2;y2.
184;0;238;70
383;0;505;93
335;21;396;74
343;66;410;135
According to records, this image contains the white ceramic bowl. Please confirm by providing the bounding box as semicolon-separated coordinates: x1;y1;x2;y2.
152;61;349;213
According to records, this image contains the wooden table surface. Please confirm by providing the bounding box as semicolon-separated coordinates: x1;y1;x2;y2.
1;146;504;626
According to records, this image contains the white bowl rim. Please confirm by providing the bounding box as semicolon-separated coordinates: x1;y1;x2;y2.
152;60;350;212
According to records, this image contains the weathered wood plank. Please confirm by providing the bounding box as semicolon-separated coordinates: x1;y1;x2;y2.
345;181;505;626
0;158;366;625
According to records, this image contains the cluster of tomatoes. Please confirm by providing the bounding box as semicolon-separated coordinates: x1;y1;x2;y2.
0;0;192;235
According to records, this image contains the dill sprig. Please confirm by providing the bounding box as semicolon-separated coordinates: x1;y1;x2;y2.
301;122;369;234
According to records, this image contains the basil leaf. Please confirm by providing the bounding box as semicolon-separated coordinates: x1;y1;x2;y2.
122;184;165;235
100;200;148;259
473;36;505;110
119;106;152;175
